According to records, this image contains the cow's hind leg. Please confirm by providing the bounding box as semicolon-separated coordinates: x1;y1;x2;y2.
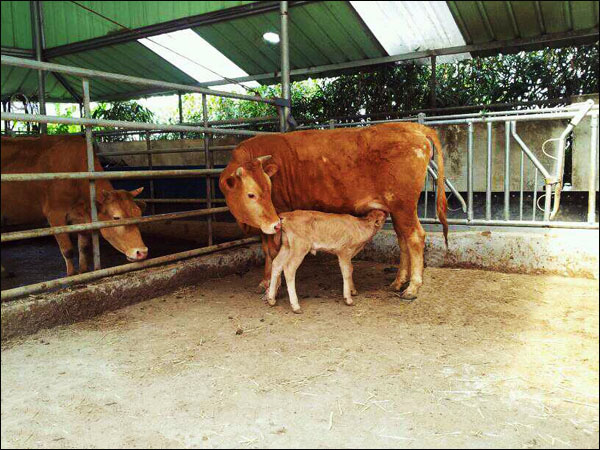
391;211;426;300
390;227;411;293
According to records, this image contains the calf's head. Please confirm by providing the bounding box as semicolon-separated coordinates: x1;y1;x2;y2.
219;155;281;234
96;187;148;261
366;210;388;233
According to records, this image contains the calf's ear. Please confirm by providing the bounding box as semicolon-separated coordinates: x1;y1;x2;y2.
136;199;147;213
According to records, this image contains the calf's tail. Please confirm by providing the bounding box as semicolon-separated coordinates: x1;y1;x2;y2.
426;130;448;248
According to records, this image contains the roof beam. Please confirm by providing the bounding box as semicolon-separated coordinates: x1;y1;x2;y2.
192;26;599;87
0;47;35;58
44;1;313;59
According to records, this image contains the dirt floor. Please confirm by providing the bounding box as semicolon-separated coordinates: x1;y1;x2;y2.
1;258;598;448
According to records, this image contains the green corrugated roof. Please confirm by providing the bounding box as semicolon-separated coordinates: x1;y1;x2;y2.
194;1;385;79
1;1;598;103
1;1;33;49
42;1;255;48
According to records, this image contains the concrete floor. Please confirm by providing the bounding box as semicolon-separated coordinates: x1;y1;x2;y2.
2;259;598;448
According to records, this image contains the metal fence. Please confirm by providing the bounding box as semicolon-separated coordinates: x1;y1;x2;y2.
0;54;290;301
300;101;599;229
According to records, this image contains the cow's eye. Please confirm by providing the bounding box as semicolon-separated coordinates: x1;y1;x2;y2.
247;193;256;199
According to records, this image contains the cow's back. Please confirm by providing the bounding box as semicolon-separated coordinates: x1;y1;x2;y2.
1;135;97;226
233;123;432;214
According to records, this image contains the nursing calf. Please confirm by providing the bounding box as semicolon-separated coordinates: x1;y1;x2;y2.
265;209;387;313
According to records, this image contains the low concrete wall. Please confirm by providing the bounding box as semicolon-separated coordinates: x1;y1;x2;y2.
360;228;599;280
1;243;263;341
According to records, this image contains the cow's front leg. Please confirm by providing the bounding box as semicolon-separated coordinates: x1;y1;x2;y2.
77;233;92;273
47;212;77;276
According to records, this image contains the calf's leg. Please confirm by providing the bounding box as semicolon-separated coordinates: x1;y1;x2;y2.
283;247;309;314
266;245;289;306
337;253;356;306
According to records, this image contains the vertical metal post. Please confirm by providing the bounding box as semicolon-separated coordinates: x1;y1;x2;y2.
467;121;474;221
504;121;511;220
486;122;492;220
588;114;598;223
178;91;184;139
329;119;335;129
203;93;213;246
82;79;101;270
424;172;429;218
519;149;524;221
532;168;538;221
145;132;156;215
543;184;552;222
31;0;47;134
279;1;290;133
429;55;437;108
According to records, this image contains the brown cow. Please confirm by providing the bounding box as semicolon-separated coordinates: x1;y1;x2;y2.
1;135;148;276
219;123;447;300
265;209;388;313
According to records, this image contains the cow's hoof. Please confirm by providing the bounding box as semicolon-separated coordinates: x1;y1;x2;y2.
255;282;269;294
350;288;358;296
292;307;303;314
399;288;418;301
344;298;355;306
391;280;410;292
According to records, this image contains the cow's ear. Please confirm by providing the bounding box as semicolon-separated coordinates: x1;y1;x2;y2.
98;190;111;204
136;199;147;213
264;163;278;178
223;175;237;191
130;187;144;197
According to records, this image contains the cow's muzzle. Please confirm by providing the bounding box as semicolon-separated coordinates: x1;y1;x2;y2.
126;247;148;262
261;219;281;235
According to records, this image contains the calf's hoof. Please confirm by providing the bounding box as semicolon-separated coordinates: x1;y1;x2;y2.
344;297;355;306
292;306;303;314
391;280;410;293
263;295;277;307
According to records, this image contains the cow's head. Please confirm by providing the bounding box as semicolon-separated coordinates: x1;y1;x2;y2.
96;187;148;261
219;155;281;234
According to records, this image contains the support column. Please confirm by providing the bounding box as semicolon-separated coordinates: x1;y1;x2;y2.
279;1;290;132
31;1;47;134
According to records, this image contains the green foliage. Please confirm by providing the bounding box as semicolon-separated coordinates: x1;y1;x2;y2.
47;105;80;135
185;44;598;124
90;101;155;141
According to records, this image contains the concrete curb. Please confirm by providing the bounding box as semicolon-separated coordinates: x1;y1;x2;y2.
359;229;599;279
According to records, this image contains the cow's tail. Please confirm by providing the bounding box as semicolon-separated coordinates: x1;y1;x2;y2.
426;130;448;248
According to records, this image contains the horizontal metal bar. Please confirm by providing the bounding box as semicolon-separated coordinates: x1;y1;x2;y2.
1;55;285;106
1;168;222;182
138;198;227;204
97;145;236;158
0;237;261;301
195;27;599;87
420;217;599;230
0;112;269;136
1;207;230;242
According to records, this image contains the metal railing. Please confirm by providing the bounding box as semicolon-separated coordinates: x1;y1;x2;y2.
0;56;287;301
304;101;599;229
